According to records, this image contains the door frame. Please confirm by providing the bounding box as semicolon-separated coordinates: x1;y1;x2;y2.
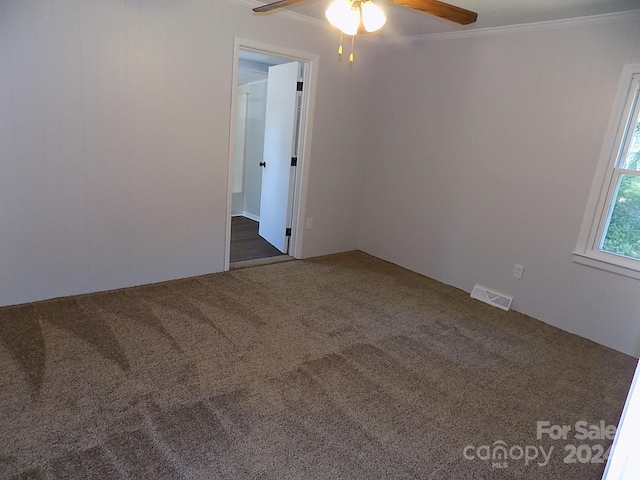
224;37;319;271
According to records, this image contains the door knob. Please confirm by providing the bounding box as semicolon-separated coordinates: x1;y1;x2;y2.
259;162;266;168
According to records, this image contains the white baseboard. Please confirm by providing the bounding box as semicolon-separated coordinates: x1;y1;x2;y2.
242;211;260;222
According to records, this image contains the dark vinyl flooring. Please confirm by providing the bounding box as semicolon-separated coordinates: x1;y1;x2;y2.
230;216;285;263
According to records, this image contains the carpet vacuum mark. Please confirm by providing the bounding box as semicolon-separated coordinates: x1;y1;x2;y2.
0;251;635;479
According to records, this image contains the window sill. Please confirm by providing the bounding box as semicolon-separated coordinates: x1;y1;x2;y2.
572;251;640;281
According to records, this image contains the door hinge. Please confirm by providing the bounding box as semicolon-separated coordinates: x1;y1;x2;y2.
291;157;298;167
285;228;292;237
297;81;303;92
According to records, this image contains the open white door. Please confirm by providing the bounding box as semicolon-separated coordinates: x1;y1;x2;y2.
258;61;299;253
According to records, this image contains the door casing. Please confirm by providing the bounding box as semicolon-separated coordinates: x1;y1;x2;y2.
225;38;319;271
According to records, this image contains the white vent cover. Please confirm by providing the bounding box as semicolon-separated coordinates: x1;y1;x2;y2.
470;285;513;311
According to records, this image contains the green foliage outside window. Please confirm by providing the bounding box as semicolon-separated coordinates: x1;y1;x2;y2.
601;122;640;259
602;174;640;259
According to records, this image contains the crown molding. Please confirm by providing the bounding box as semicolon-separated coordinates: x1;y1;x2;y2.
375;9;640;45
224;0;325;27
224;3;640;44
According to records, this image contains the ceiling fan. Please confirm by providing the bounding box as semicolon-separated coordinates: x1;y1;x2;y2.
253;0;478;29
253;0;477;61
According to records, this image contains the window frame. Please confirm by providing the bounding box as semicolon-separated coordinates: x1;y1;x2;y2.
574;64;640;280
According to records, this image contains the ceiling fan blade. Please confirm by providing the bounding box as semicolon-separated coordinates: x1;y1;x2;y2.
389;0;477;25
253;0;308;13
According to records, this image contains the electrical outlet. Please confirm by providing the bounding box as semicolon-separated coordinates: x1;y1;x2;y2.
513;264;525;280
305;218;313;230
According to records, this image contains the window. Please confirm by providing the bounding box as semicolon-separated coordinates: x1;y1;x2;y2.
574;64;640;279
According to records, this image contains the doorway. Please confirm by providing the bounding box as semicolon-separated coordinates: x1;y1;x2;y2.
225;39;318;269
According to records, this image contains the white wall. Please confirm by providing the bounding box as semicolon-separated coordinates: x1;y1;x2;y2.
0;0;374;306
232;85;249;216
359;14;640;357
243;79;268;220
7;0;634;360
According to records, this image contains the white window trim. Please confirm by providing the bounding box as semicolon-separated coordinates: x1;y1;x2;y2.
573;63;640;280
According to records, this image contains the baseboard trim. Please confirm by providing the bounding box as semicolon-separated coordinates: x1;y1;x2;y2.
242;211;260;222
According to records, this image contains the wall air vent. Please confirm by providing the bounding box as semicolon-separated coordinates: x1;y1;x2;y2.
470;285;513;311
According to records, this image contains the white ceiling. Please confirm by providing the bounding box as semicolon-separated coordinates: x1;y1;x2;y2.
252;0;640;37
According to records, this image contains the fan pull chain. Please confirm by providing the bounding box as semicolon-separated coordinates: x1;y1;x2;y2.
338;32;343;56
349;35;355;63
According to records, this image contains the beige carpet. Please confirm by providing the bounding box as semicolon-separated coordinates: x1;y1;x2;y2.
0;251;635;479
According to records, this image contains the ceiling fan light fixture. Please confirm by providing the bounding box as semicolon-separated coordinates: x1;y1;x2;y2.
361;1;386;32
325;0;359;36
256;0;478;64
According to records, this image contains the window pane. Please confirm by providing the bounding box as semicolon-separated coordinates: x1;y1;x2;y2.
601;174;640;259
620;84;640;170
